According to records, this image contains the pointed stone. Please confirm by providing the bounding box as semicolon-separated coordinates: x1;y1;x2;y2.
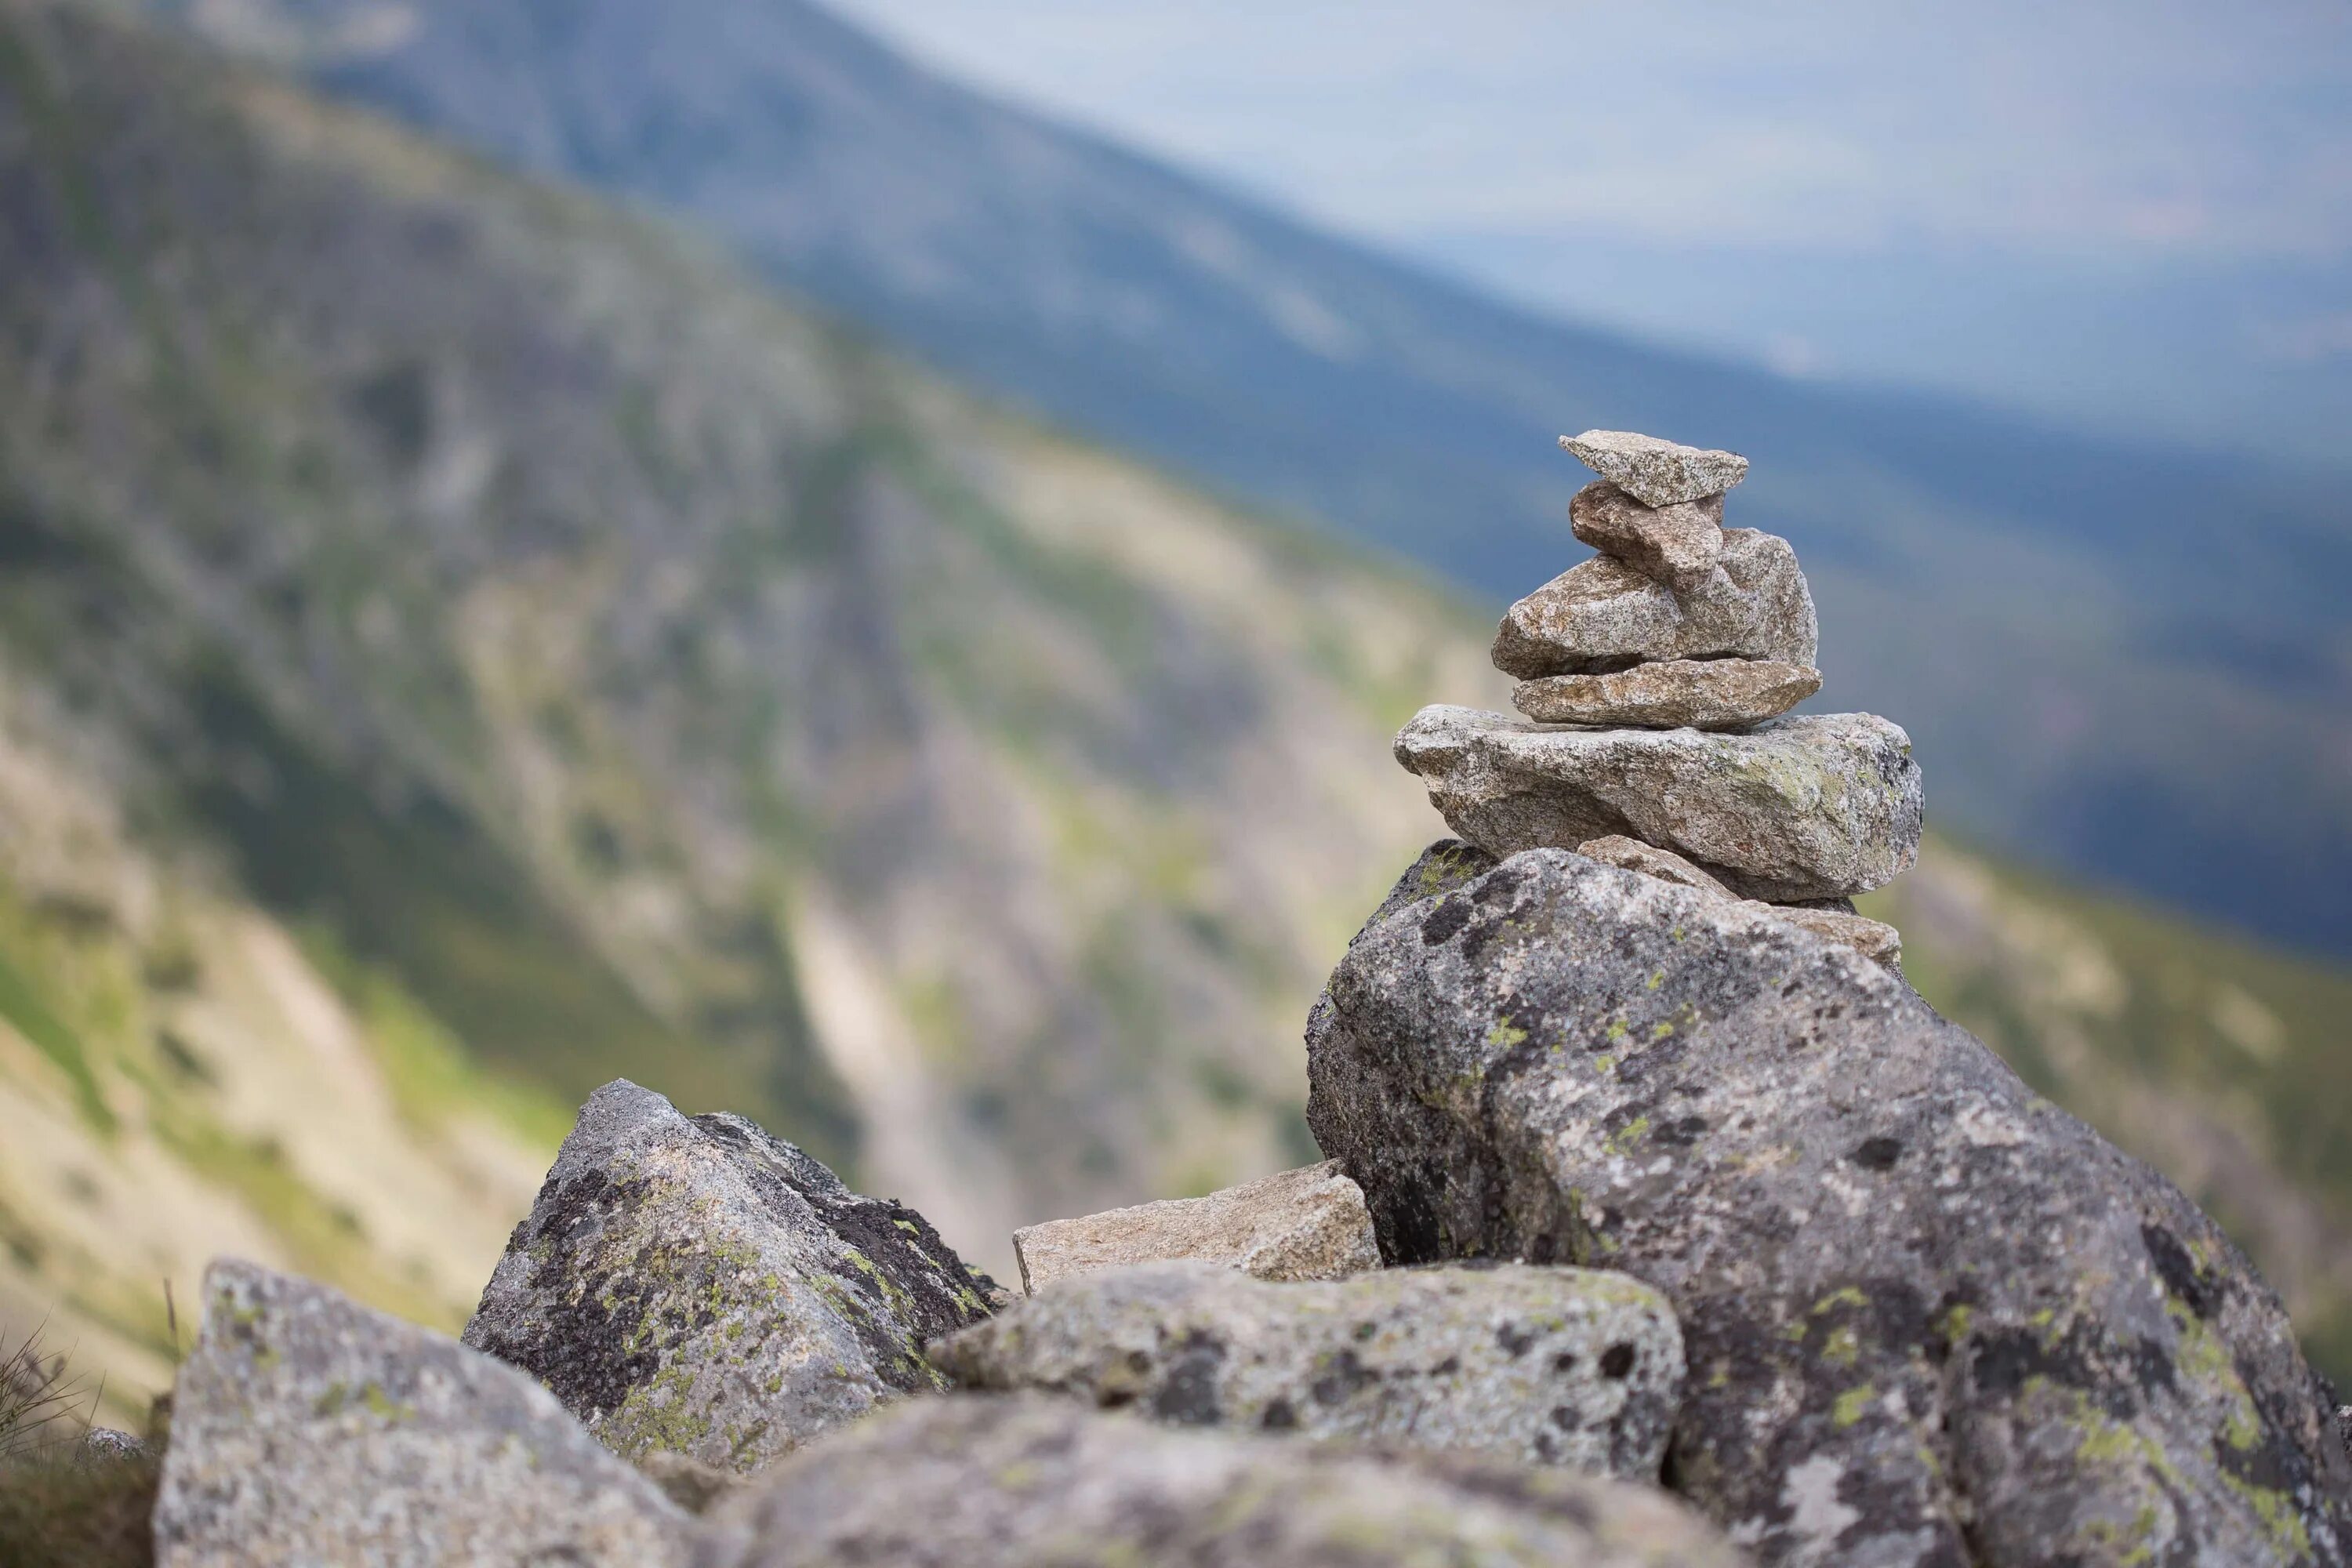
1396;705;1921;902
1012;1161;1377;1294
1575;835;1737;898
1512;658;1818;729
463;1080;998;1475
1559;430;1748;507
1570;481;1724;588
1492;529;1816;679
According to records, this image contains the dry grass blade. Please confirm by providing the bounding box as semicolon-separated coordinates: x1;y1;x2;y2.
0;1324;96;1462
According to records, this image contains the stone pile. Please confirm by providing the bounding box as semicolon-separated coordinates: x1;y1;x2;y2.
1399;429;1919;965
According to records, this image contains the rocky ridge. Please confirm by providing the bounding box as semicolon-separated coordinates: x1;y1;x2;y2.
127;430;2352;1566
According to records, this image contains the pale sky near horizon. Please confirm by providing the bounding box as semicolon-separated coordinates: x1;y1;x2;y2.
824;0;2352;462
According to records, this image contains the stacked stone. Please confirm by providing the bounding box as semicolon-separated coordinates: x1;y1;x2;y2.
1396;430;1922;964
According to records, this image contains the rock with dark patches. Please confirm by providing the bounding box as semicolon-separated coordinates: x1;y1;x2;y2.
696;1393;1743;1568
1569;481;1726;589
1492;529;1815;680
464;1079;997;1475
1307;844;2352;1566
1559;430;1750;508
928;1259;1681;1476
154;1259;690;1567
1512;658;1820;730
1396;705;1922;901
1012;1160;1378;1293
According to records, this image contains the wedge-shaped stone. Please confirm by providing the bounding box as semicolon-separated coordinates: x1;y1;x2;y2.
1560;430;1749;506
1513;658;1818;729
1396;705;1922;901
1013;1160;1377;1294
1308;844;2352;1567
464;1080;996;1475
930;1259;1680;1475
1494;528;1815;679
154;1259;690;1568
1570;481;1725;588
1578;836;1903;971
699;1393;1741;1568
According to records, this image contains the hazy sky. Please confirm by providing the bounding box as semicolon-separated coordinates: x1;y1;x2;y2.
826;0;2352;462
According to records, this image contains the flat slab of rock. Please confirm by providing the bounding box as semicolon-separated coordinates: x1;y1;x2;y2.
1396;705;1922;901
1577;836;1902;971
1494;528;1816;679
154;1259;690;1567
1748;899;1903;971
464;1080;996;1474
699;1393;1741;1568
1513;658;1818;729
1307;844;2352;1567
1560;430;1748;507
1570;481;1726;588
1012;1160;1377;1293
931;1259;1681;1475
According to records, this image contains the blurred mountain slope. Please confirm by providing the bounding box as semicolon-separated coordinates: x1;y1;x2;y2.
0;0;2344;1419
128;0;2352;956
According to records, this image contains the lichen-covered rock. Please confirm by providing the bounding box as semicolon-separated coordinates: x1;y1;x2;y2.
929;1258;1681;1475
1560;430;1749;507
1396;705;1922;901
154;1259;690;1567
1512;658;1820;729
1493;529;1817;679
464;1079;997;1474
696;1392;1744;1568
1570;481;1726;588
1012;1160;1378;1293
1306;844;2352;1567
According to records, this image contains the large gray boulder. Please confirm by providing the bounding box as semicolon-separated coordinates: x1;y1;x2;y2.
696;1392;1744;1568
930;1258;1682;1475
1396;705;1922;901
154;1259;691;1567
465;1079;997;1474
1492;528;1815;679
1012;1160;1378;1292
1307;843;2352;1567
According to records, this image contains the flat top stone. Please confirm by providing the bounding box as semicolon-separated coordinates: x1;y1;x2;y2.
154;1259;690;1568
930;1258;1682;1476
700;1392;1743;1568
1012;1160;1377;1293
464;1080;996;1474
1511;657;1819;730
1560;430;1749;507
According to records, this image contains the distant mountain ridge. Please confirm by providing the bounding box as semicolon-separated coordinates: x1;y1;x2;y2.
129;0;2352;956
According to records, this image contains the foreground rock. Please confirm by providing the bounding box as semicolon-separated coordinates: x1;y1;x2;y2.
466;1080;996;1474
1570;481;1726;588
931;1258;1681;1475
1560;430;1749;507
1308;844;2352;1567
699;1393;1743;1568
155;1259;689;1567
1012;1160;1378;1293
1492;529;1817;678
1396;706;1922;901
1512;658;1820;729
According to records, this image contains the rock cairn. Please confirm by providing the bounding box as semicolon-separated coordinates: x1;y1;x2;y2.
1397;429;1920;965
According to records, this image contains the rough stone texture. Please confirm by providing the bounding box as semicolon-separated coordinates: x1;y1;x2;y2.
1307;843;2352;1568
1012;1160;1378;1293
1396;705;1922;902
930;1258;1682;1475
1493;529;1817;679
154;1258;690;1568
2339;1404;2352;1464
696;1392;1744;1568
1570;480;1726;588
1744;901;1904;973
1577;835;1738;898
1560;430;1750;508
464;1079;996;1474
1512;659;1820;730
74;1427;151;1465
